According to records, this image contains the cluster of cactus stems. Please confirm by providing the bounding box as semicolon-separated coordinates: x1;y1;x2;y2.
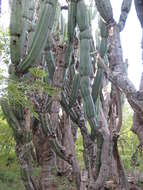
2;0;143;189
1;0;58;189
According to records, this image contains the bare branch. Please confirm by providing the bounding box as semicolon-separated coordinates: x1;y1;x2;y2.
97;54;143;116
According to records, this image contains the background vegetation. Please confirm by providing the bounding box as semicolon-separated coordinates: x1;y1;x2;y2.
0;103;142;189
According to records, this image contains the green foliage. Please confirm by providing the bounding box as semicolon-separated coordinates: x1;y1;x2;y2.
0;67;58;119
29;67;58;96
0;108;24;189
29;67;48;79
118;103;143;172
0;161;76;190
2;78;38;118
0;108;15;156
0;154;24;190
75;129;84;168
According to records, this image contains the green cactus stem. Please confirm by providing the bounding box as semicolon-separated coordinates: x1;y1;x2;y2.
44;39;56;81
20;0;35;56
92;19;108;104
10;0;23;65
64;1;77;78
94;0;114;24
77;0;98;135
17;0;57;73
69;73;80;108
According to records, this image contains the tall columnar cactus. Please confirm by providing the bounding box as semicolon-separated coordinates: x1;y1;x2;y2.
1;1;39;189
76;0;98;135
17;0;58;73
64;0;77;77
44;39;56;81
3;0;143;189
10;0;23;65
59;1;112;189
94;0;114;24
92;19;108;105
94;0;133;189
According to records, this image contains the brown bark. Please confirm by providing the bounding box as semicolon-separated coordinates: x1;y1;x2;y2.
59;112;80;186
89;105;111;190
97;53;143;116
47;41;81;188
112;137;129;190
32;122;55;190
39;139;55;190
107;24;129;189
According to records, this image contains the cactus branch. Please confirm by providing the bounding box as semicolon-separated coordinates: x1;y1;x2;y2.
17;0;57;73
10;0;23;65
118;0;132;32
94;0;114;24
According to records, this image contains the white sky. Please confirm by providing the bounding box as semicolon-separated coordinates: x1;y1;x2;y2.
111;0;142;89
0;0;142;89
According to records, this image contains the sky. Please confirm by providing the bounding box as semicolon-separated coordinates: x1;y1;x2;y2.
0;0;142;89
111;0;142;89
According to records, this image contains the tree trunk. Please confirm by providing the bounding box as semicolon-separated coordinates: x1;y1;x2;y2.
57;112;81;186
32;122;55;190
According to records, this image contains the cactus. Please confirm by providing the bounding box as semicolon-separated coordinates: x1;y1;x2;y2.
44;39;56;81
64;1;77;77
94;0;114;24
92;19;108;104
20;0;35;56
10;0;23;65
69;73;80;107
2;0;141;189
68;1;77;43
17;0;57;73
76;0;98;137
118;0;132;31
2;1;58;189
95;0;133;189
40;113;69;161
